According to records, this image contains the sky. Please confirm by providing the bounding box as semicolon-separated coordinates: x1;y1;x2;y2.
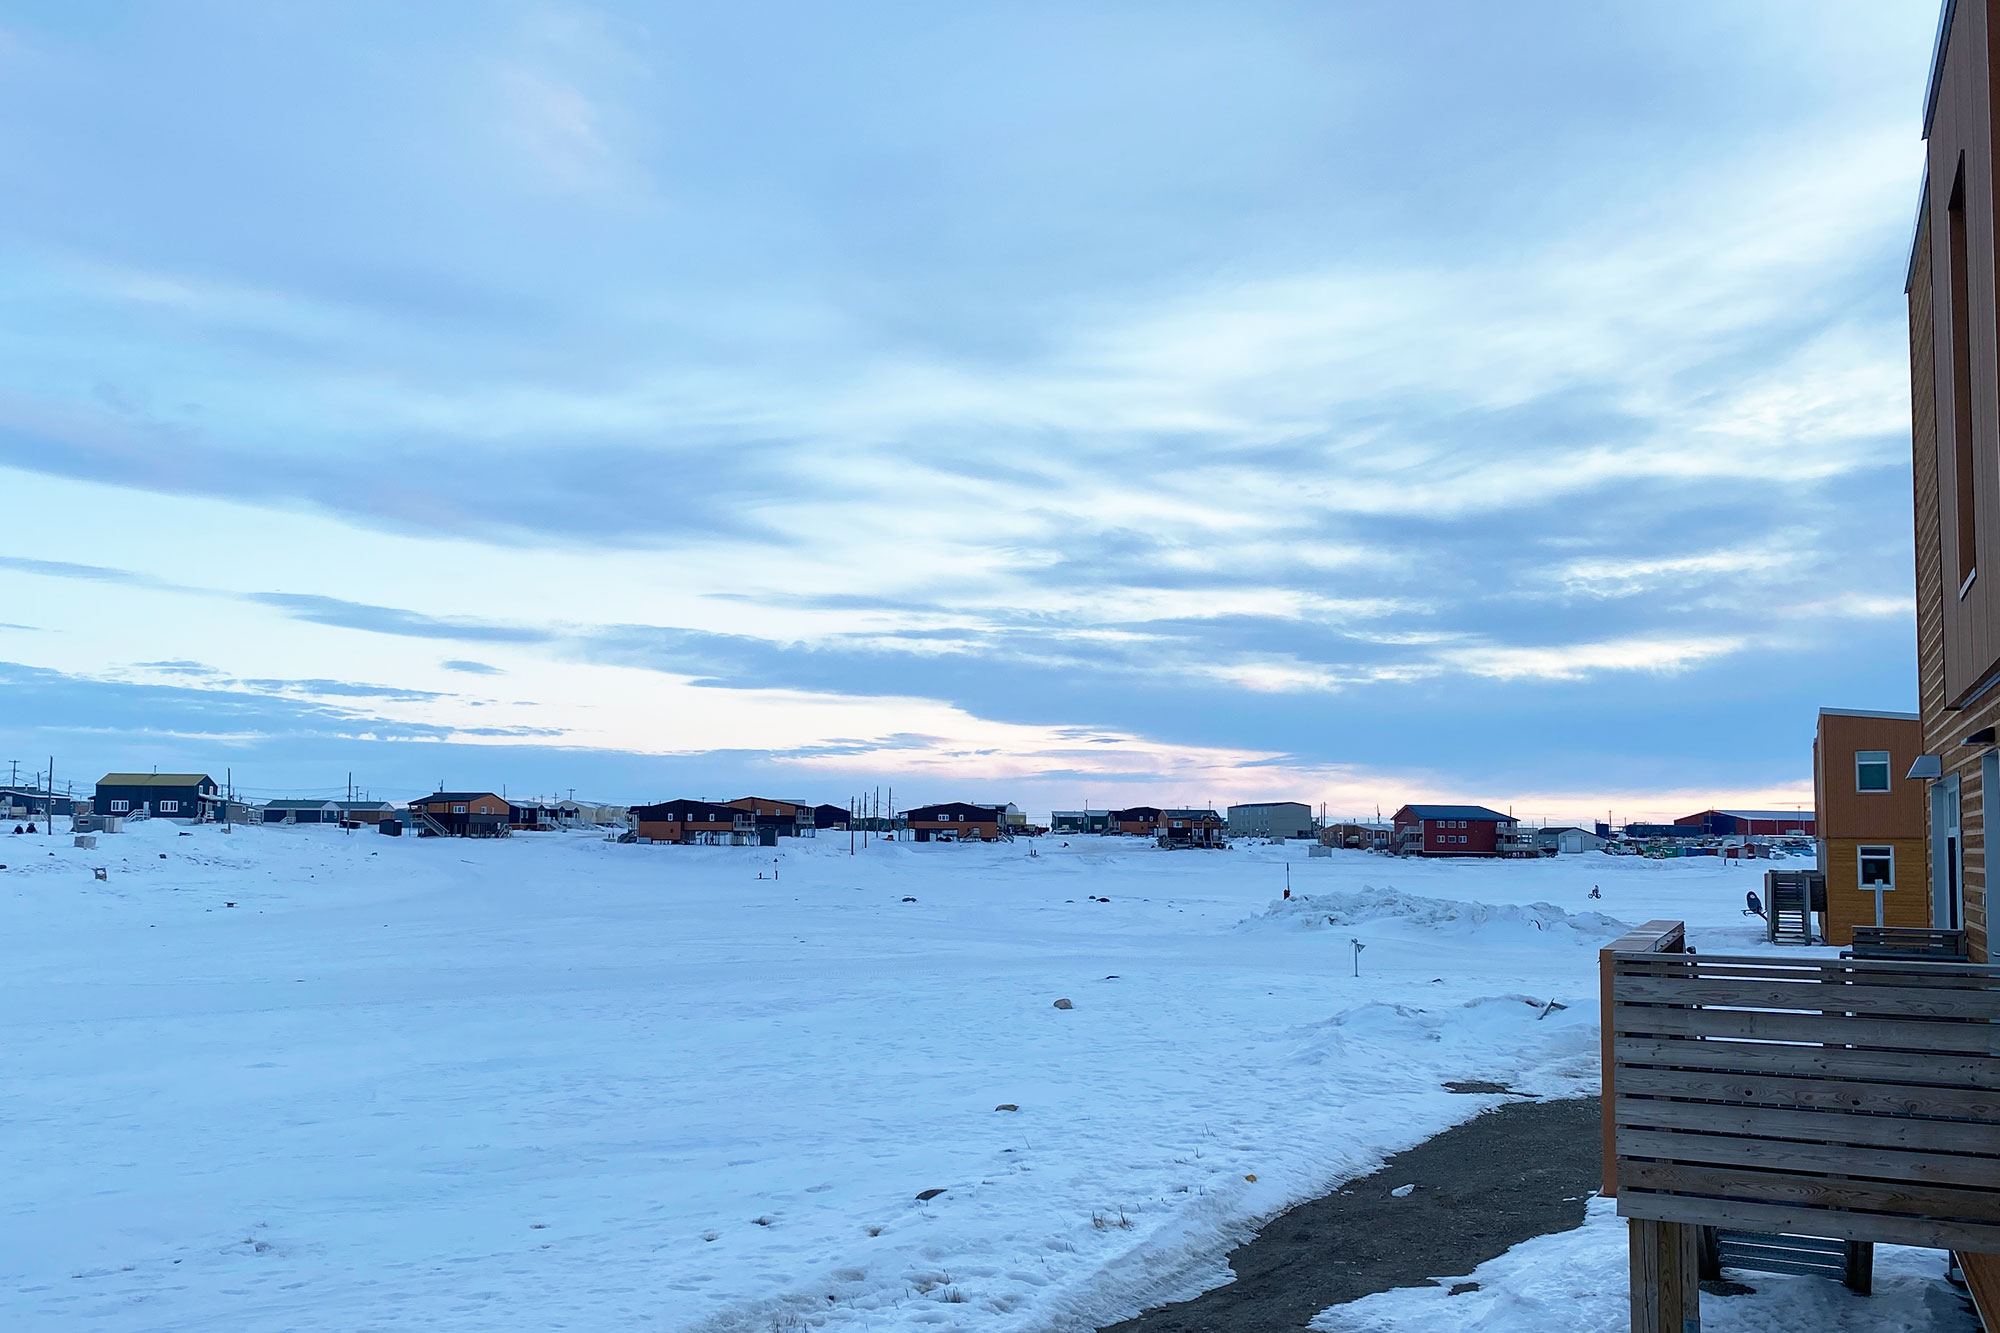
0;1;1942;821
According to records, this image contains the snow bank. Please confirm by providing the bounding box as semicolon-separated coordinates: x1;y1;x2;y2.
1246;883;1629;945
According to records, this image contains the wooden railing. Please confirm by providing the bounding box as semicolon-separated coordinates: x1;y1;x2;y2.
1602;933;2000;1331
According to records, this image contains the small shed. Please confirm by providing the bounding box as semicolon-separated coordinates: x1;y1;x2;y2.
262;799;341;824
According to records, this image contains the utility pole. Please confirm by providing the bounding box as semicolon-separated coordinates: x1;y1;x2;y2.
46;755;53;835
849;796;855;855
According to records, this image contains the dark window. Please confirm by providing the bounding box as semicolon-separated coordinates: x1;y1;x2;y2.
1951;156;1978;591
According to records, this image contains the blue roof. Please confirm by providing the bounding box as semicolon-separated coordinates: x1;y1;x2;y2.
1401;804;1508;821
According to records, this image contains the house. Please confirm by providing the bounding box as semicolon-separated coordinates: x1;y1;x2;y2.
1049;810;1113;834
631;800;752;844
1390;804;1514;856
508;801;559;831
261;798;341;825
1672;808;1815;837
812;803;851;830
1109;806;1163;836
1811;708;1930;945
336;800;398;826
1530;825;1608;855
1158;808;1225;848
1225;801;1314;839
1319;821;1391;850
407;791;510;837
0;786;73;819
94;773;222;822
902;802;1006;842
727;797;812;842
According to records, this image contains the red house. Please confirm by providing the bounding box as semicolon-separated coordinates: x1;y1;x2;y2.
1391;804;1515;857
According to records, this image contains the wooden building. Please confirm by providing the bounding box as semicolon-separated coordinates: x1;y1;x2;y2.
902;802;1005;842
726;797;812;841
1909;0;1999;969
407;791;509;837
1812;708;1930;945
336;800;398;826
94;773;221;821
261;798;340;824
1158;808;1224;848
631;800;751;844
1389;804;1513;857
1108;806;1162;836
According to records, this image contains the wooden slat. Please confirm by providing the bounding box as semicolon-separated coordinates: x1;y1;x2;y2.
1615;1035;2000;1089
1614;974;2000;1018
1618;1127;2000;1189
1618;1190;2000;1252
1620;1159;2000;1224
1616;954;2000;985
1612;1003;2000;1055
1614;1095;2000;1155
1616;1064;2000;1121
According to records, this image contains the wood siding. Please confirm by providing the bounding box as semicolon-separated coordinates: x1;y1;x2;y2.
1916;30;1993;963
1608;949;2000;1253
1822;838;1932;946
1929;0;2000;703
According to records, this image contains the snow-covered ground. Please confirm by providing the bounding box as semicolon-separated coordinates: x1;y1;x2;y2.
0;824;1969;1331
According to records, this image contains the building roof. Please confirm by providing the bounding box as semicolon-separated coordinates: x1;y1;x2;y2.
265;798;340;810
1715;809;1813;822
1163;808;1221;820
414;791;503;803
98;773;215;787
1399;804;1509;821
1819;707;1920;722
1226;801;1311;812
1924;0;1959;137
336;800;396;811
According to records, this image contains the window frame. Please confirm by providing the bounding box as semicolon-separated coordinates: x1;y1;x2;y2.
1858;845;1895;890
109;799;129;813
1855;751;1892;793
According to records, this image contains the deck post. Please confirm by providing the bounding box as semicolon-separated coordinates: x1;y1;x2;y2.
1629;1217;1700;1333
1600;920;1685;1197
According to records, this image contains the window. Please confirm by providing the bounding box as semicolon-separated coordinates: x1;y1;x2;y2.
159;800;178;813
109;800;129;813
1859;846;1894;889
1951;156;1979;592
1856;751;1891;793
453;804;467;814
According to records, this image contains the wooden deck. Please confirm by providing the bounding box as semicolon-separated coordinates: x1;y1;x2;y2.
1601;922;2000;1330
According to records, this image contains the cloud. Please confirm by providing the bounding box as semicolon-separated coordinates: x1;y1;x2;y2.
441;658;506;675
244;593;555;643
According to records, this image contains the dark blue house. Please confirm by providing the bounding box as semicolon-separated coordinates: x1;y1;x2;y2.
94;772;221;821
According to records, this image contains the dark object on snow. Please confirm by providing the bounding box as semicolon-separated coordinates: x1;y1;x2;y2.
995;1103;1018;1112
379;820;402;836
1587;887;1601;899
159;853;167;859
1442;1080;1539;1097
1743;890;1764;918
1449;1282;1481;1295
93;868;107;881
10;826;20;835
901;896;917;903
1053;997;1073;1009
915;1188;946;1201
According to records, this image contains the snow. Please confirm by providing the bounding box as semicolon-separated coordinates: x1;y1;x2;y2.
0;824;1967;1330
1313;1198;1975;1333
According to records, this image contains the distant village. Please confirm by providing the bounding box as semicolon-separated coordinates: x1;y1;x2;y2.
2;771;1821;861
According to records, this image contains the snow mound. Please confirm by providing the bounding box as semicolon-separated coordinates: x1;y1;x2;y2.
1246;885;1628;944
